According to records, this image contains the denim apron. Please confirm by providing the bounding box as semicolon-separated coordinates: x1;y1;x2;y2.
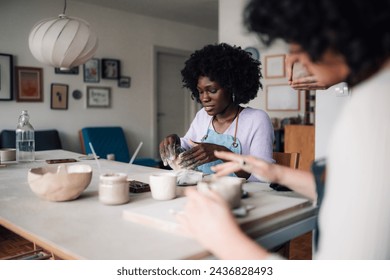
196;125;242;175
311;158;327;251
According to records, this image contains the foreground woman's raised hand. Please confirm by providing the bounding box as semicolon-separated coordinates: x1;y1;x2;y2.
212;151;317;201
286;53;332;90
210;151;276;183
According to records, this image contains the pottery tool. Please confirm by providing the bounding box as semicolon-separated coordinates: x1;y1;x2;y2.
89;142;101;174
129;141;143;164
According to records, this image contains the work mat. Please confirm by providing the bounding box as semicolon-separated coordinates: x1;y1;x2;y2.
122;192;310;236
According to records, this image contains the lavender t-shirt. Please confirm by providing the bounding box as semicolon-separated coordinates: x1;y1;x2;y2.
181;107;274;182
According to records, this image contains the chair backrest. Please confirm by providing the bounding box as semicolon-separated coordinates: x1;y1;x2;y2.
79;126;130;163
0;129;62;151
272;151;300;169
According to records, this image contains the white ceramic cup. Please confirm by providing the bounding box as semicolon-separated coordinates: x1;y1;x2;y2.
99;172;129;205
149;173;177;200
0;148;16;162
197;176;243;209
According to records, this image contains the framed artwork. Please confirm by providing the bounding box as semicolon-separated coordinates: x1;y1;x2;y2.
266;84;300;111
101;59;120;79
86;86;111;108
54;66;79;75
83;58;100;83
265;54;286;78
51;83;68;110
15;66;43;102
0;53;13;100
118;76;131;88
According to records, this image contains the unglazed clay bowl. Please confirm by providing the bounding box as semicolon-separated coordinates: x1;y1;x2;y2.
28;164;92;202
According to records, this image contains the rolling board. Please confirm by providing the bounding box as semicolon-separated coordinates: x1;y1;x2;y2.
122;191;311;237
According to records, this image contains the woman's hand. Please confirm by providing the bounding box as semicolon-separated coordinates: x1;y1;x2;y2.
286;54;331;90
211;151;277;182
178;140;230;169
176;188;242;253
159;134;181;166
213;151;317;200
176;188;270;259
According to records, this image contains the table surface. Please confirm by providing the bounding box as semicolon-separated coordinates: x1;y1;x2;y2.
0;150;317;260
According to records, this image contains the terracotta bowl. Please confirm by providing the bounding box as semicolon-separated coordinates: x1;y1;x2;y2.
28;164;93;202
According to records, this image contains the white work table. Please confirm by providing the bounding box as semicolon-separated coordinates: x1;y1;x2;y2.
0;150;317;260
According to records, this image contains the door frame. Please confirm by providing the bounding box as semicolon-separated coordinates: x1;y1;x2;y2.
152;45;199;159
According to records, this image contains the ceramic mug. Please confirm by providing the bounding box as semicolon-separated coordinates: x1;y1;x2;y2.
197;176;243;209
0;148;16;162
149;173;177;200
99;172;129;205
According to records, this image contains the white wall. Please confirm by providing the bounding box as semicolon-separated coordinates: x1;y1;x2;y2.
219;0;305;120
0;0;217;158
315;84;350;159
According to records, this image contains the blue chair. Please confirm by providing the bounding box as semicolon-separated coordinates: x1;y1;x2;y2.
79;126;158;167
0;129;62;151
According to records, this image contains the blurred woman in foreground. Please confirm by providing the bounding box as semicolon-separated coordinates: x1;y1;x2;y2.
177;0;390;259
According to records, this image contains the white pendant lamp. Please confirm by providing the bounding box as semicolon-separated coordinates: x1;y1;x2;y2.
28;0;98;70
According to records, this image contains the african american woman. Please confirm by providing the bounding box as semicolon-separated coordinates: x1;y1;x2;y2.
159;43;274;181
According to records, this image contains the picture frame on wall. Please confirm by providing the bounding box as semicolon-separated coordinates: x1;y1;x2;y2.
86;86;111;108
264;54;286;79
51;83;68;110
83;58;100;83
118;76;131;88
266;84;300;111
15;66;43;102
0;53;13;100
54;66;79;75
101;59;120;79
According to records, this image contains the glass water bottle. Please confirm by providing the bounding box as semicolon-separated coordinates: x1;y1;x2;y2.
16;110;35;162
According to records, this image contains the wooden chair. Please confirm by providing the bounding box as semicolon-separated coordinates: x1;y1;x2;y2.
272;151;300;169
271;151;300;259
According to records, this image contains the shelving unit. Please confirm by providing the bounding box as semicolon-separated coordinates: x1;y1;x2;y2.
304;90;316;125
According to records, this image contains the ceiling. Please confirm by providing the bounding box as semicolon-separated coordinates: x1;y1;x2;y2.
72;0;219;30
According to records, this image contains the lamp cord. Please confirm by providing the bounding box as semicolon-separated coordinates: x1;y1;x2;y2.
63;0;67;14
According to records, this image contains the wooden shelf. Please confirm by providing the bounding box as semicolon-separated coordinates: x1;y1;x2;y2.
304;90;316;125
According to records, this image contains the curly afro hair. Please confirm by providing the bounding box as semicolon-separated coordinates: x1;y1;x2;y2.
181;43;262;104
244;0;390;86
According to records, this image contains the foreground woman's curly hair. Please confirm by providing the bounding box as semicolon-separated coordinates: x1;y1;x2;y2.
244;0;390;86
181;43;262;104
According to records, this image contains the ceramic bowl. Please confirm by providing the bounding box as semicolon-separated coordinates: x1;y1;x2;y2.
28;164;92;202
197;176;244;209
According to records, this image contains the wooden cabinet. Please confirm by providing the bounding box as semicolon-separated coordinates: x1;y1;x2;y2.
284;125;315;171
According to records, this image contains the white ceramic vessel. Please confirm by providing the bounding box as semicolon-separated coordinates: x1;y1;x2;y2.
99;173;129;205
